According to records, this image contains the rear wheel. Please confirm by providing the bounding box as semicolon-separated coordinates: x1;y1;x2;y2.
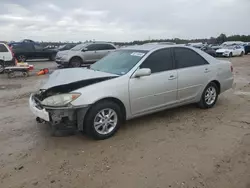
198;82;219;109
84;101;122;140
240;51;244;56
49;54;56;61
0;61;4;74
229;52;233;58
69;57;82;67
17;55;26;62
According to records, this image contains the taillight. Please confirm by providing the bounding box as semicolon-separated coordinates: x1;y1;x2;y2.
230;65;233;72
7;45;14;57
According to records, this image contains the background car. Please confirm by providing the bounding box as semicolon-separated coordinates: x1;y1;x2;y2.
243;43;250;55
200;46;216;57
0;42;15;73
216;45;245;57
30;45;234;140
9;42;58;62
55;42;116;67
221;41;244;46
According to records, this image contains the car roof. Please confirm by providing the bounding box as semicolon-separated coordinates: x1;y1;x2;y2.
85;42;114;45
121;44;186;51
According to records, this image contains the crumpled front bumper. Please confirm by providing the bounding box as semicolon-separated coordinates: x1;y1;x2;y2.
29;94;89;131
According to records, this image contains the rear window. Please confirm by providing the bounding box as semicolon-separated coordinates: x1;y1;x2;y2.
0;44;8;52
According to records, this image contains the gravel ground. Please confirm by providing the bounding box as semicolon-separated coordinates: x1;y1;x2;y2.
0;56;250;188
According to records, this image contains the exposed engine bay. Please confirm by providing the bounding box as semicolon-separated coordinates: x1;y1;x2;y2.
34;76;117;101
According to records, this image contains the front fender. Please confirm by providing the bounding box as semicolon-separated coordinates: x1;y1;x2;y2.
71;75;132;118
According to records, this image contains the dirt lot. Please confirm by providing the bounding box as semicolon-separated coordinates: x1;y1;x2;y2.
1;56;250;188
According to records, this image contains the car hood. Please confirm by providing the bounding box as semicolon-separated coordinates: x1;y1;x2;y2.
57;50;70;56
41;68;118;90
216;48;232;53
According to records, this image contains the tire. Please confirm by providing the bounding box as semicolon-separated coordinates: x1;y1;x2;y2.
17;55;26;62
0;62;4;74
69;57;82;67
8;71;15;78
198;82;219;109
84;101;122;140
49;54;56;61
229;52;233;58
240;51;244;56
22;71;29;77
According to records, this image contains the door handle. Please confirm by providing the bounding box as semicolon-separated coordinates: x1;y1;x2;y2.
168;75;176;80
204;68;210;73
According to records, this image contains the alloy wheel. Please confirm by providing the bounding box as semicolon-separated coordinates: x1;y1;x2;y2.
93;108;118;135
205;86;217;105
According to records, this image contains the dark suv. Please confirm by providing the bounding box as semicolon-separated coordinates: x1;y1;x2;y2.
10;42;58;62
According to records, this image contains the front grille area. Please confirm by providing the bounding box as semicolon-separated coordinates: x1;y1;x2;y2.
216;52;224;57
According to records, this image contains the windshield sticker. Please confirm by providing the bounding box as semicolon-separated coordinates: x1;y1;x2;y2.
131;52;145;57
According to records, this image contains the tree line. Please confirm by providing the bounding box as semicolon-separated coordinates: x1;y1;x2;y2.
114;34;250;46
39;33;250;47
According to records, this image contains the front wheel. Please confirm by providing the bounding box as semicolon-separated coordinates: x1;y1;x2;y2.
49;54;56;61
17;55;26;62
84;101;122;140
229;52;233;58
198;82;219;109
69;57;82;67
0;62;4;74
240;51;244;56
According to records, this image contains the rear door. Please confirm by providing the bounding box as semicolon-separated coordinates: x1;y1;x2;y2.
173;47;213;103
129;48;178;115
0;44;12;61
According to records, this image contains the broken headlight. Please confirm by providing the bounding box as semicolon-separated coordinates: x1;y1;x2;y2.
41;93;81;107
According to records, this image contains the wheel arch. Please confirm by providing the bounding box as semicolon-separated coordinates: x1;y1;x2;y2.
210;80;221;94
91;97;126;121
69;56;83;63
80;97;127;131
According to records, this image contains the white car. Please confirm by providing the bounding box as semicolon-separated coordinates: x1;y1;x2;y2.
0;42;15;73
221;41;244;46
30;45;234;140
216;45;245;57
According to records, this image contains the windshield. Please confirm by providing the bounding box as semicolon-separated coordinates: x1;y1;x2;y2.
58;45;66;50
90;50;148;75
71;43;87;51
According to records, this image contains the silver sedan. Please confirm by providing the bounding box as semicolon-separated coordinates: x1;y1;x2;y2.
29;45;234;140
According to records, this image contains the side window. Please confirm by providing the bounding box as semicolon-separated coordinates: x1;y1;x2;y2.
140;48;173;73
0;44;8;52
105;44;116;50
96;44;107;50
174;47;208;69
86;44;98;51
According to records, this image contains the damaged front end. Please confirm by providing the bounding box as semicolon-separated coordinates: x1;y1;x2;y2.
31;91;89;131
29;75;117;131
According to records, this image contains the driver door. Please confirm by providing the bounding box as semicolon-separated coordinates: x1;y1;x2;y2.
129;48;178;115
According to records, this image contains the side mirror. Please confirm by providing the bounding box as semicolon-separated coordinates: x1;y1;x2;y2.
134;68;151;78
81;47;88;52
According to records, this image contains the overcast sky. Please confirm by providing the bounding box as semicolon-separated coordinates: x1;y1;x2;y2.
0;0;250;42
